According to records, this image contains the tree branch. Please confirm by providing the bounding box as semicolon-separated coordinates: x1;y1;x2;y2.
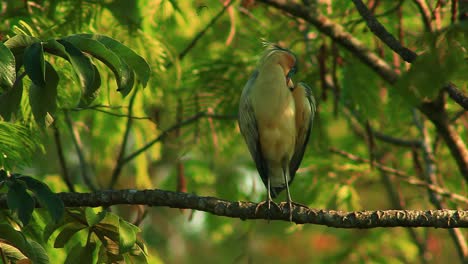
0;190;466;228
412;0;433;32
445;83;468;110
329;148;468;205
351;0;418;62
257;0;399;84
258;0;468;183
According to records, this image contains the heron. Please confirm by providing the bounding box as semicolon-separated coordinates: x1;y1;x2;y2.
238;44;315;220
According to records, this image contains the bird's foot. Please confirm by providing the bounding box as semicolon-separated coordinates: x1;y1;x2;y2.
255;200;281;221
285;201;310;221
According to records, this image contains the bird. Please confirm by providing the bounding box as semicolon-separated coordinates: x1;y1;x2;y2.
238;44;316;220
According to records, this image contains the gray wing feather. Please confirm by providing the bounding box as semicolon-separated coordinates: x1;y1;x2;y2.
289;82;316;180
238;71;269;188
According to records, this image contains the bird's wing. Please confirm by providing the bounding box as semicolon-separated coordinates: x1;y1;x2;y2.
289;82;316;181
238;71;269;188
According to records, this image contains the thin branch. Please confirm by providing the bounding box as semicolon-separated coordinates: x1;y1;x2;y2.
412;0;433;31
345;0;404;26
0;190;466;228
121;112;236;166
373;130;422;148
413;109;468;262
329;148;468;205
64;111;96;191
257;0;399;84
445;83;468;110
109;89;139;189
52;123;75;192
351;0;418;62
412;110;442;204
378;160;431;263
420;101;468;183
166;0;235;68
70;107;151;120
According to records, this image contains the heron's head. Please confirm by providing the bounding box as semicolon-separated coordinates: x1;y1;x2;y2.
258;43;297;87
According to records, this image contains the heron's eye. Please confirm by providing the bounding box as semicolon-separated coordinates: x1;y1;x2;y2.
286;66;297;79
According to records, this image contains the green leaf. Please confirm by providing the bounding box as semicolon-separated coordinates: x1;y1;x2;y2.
64;243;97;264
44;39;97;105
342;56;380;118
0;242;27;262
77;34;149;89
118;219;139;254
4;35;41;56
79;63;101;106
0;76;23;121
0;224;31;256
27;240;50;264
0;42;16;92
0;122;38;169
23;42;46;87
61;35;134;95
19;175;64;223
43;209;84;241
85;207;106;227
53;222;87;248
29;62;58;126
6;180;35;225
0;169;7;181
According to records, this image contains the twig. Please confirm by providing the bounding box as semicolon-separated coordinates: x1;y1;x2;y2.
378;157;430;263
420;100;468;183
52;122;75;192
345;0;404;26
166;0;235;68
413;109;468;262
373;130;421;148
257;0;399;84
412;0;433;31
109;89;139;189
64;111;96;191
445;83;468;110
121;112;236;166
70;107;151;120
329;148;468;205
351;0;418;62
0;190;466;228
452;0;459;24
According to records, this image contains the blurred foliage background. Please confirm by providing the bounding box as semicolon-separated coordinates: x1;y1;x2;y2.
1;0;468;263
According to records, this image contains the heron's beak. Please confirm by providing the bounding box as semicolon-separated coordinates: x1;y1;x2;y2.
287;78;294;90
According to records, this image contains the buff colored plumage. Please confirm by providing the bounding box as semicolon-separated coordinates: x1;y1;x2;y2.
238;44;316;220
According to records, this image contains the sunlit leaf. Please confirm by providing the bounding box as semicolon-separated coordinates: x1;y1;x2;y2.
44;39;97;105
77;34;150;89
118;219;139;254
0;122;38;169
0;224;31;255
84;207;106;227
0;242;27;262
53;223;87;248
0;42;16;92
62;35;134;95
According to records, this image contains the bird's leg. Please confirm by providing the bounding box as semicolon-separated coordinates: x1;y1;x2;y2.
282;166;294;221
255;176;280;220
